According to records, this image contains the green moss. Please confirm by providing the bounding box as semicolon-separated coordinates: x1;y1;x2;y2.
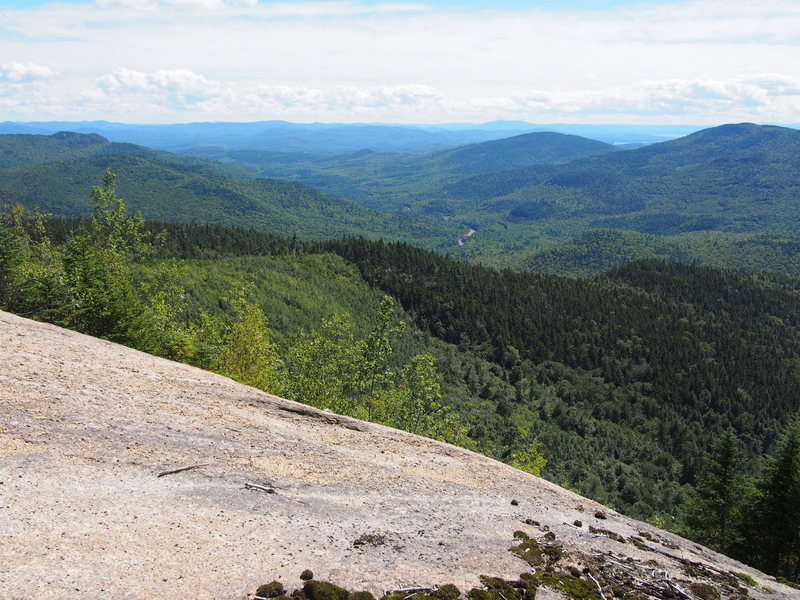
350;592;376;600
688;583;720;600
509;531;544;567
257;582;287;599
431;584;461;600
480;576;521;600
775;577;800;590
509;530;564;567
466;589;491;600
610;585;647;600
304;581;350;600
533;573;602;600
517;573;539;590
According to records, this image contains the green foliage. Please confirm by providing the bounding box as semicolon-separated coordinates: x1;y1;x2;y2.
0;175;167;349
509;435;547;477
279;312;363;415
256;581;287;599
745;416;800;580
686;430;749;553
211;285;280;391
394;352;442;435
87;169;158;258
355;296;406;420
0;224;24;306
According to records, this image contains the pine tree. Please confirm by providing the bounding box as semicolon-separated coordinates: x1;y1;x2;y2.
747;417;800;581
686;429;748;553
0;225;23;307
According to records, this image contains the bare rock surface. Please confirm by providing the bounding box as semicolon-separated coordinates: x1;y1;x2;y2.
0;311;797;600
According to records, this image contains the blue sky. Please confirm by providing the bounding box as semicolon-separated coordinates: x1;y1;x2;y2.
1;0;798;124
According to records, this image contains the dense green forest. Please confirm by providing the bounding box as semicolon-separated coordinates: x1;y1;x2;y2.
519;229;800;277
438;124;800;266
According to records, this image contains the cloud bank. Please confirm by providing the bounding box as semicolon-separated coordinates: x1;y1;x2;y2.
1;0;799;123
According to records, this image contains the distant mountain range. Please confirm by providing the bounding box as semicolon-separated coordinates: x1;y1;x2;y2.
0;119;708;153
3;122;800;276
185;130;618;209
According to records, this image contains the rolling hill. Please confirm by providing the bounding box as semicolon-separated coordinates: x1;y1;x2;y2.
438;123;800;229
186;131;617;211
434;123;800;269
181;123;800;275
0;132;458;245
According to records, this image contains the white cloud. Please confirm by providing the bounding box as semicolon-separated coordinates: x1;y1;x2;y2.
98;68;219;101
1;1;800;123
0;62;55;83
68;69;800;122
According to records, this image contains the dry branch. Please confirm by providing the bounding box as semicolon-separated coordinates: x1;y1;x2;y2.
156;463;208;478
587;572;608;600
244;482;276;494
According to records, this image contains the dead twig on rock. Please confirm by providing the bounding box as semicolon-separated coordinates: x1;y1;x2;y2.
385;587;432;599
244;482;276;494
156;463;208;478
586;572;607;600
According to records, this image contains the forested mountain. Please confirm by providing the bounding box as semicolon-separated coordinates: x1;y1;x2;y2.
182;123;800;275
421;131;617;174
0;132;457;244
185;131;617;210
7;126;800;278
437;123;800;230
432;123;800;270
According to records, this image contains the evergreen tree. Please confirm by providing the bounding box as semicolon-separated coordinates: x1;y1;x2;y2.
746;416;800;580
686;430;748;553
0;225;23;307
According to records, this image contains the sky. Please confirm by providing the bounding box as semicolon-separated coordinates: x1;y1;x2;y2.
0;0;799;124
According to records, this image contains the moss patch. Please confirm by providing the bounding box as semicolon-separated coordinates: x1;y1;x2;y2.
689;583;720;600
304;580;350;600
509;530;563;567
532;572;602;600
